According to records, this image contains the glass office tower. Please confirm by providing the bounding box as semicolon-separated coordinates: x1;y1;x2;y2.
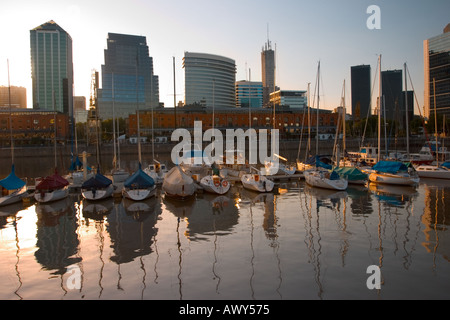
236;81;263;108
424;24;450;118
183;52;236;109
30;20;73;116
351;65;371;121
98;33;159;119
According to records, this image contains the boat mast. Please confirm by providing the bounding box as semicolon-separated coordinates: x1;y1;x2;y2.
306;82;311;162
404;63;410;159
7;59;14;166
433;78;439;166
377;55;382;162
316;61;320;155
343;79;346;159
112;73;117;170
173;56;177;130
136;51;142;165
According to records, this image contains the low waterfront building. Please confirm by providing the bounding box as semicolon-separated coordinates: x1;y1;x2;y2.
127;105;338;139
0;109;70;146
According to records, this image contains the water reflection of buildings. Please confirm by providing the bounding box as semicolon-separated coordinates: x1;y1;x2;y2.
34;197;80;274
422;183;450;262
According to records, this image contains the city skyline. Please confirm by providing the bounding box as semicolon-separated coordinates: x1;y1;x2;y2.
1;0;449;116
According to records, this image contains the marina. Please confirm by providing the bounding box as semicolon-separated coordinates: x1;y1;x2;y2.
0;156;449;300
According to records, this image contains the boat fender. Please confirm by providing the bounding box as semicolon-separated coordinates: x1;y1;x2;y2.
222;180;228;187
214;180;221;187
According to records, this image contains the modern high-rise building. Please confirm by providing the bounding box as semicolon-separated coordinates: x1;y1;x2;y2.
381;69;403;123
424;23;450;118
97;33;159;119
235;81;263;108
30;20;73;116
350;65;371;120
183;52;236;109
261;39;276;107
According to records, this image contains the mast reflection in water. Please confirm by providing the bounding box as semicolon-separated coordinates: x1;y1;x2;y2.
0;179;449;300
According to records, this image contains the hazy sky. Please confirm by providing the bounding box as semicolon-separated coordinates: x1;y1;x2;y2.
1;0;449;114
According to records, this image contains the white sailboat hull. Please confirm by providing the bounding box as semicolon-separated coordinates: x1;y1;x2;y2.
82;184;114;201
369;172;419;186
162;167;197;200
122;185;156;201
0;185;28;207
415;165;450;179
304;170;348;191
200;175;231;195
241;174;274;193
34;186;69;203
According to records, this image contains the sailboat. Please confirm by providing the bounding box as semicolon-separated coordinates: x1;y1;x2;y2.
332;80;368;186
302;62;348;191
35;88;70;203
123;59;157;201
304;156;348;191
122;164;156;201
81;170;114;200
241;167;274;193
0;61;28;206
368;161;419;186
0;165;27;206
110;72;130;184
162;166;197;200
34;169;70;203
200;175;230;195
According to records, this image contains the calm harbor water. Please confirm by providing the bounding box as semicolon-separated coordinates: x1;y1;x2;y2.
1;174;449;300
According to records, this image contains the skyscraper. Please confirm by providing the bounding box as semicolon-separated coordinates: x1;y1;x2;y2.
424;23;450;118
97;33;159;119
350;65;371;121
30;20;73;116
261;39;276;107
183;52;236;109
381;70;403;124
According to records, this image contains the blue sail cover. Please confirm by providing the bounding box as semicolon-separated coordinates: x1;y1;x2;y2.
124;168;155;189
372;161;408;174
82;173;112;189
441;162;450;169
0;165;26;190
313;156;332;170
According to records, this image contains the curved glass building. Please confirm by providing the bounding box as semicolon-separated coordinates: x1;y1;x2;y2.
183;52;236;109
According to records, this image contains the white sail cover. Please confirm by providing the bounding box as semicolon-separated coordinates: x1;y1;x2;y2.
162;166;196;198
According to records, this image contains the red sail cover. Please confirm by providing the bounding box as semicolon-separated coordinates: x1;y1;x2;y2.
36;173;69;190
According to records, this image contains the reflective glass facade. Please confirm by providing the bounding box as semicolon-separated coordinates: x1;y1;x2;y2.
183;52;236;109
351;65;371;120
98;33;159;119
30;21;73;116
235;81;263;108
424;27;450;117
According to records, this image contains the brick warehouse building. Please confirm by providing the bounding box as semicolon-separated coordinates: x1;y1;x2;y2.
128;105;339;139
0;109;70;146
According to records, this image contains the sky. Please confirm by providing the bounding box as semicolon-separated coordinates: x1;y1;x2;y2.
1;0;449;115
